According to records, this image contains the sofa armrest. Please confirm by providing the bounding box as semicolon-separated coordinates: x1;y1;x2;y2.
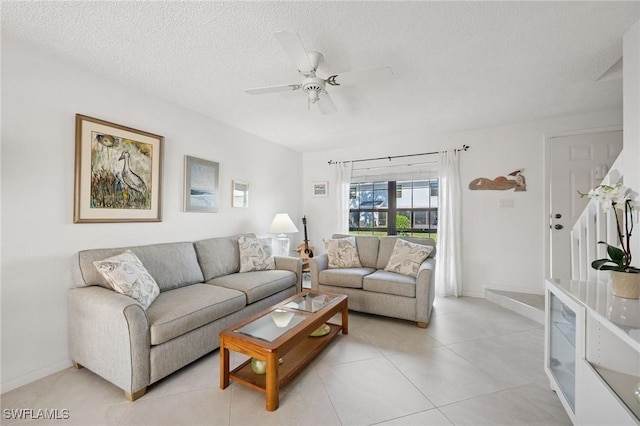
274;256;303;292
415;257;436;324
68;286;150;395
309;254;329;290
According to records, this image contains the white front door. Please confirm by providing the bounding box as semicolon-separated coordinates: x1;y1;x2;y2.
549;130;623;279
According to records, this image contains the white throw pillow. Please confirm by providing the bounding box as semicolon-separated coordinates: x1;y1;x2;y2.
384;239;433;277
324;237;363;268
239;236;276;272
93;250;160;309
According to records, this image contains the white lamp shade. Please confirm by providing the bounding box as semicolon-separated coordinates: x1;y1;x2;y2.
268;213;299;234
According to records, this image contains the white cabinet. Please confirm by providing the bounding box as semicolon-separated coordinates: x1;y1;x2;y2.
545;279;640;425
545;280;584;423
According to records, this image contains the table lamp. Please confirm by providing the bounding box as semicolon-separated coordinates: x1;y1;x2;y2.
268;213;299;256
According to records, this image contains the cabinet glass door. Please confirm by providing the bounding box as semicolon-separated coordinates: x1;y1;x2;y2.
549;292;577;413
586;310;640;420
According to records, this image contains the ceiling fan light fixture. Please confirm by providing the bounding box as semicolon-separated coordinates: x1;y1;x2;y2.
308;89;320;104
302;77;324;104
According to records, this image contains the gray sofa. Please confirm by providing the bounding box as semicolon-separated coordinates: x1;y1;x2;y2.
68;233;301;401
310;234;436;328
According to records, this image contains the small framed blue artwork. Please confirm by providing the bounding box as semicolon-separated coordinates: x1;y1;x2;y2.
184;155;219;213
312;181;328;197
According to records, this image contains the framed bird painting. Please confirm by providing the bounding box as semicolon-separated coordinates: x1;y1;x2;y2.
74;114;164;223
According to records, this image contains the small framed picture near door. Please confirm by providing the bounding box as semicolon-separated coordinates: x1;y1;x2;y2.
312;181;328;197
184;156;219;213
232;180;249;208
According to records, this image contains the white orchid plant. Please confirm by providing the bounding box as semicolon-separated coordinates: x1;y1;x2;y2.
579;183;639;273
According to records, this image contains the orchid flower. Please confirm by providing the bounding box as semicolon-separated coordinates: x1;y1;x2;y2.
579;183;639;273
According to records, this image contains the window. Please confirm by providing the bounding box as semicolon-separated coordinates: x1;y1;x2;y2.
349;179;438;239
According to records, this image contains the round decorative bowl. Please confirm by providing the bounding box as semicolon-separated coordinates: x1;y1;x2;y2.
251;358;266;375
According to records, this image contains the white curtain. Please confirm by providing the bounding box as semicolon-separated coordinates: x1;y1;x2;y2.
335;161;353;234
435;150;462;297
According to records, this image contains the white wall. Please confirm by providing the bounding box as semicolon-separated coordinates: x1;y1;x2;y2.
0;38;302;392
302;110;623;298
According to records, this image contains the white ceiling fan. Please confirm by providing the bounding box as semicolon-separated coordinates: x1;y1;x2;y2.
244;31;393;114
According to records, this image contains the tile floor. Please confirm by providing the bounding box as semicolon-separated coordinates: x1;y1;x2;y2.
0;296;571;426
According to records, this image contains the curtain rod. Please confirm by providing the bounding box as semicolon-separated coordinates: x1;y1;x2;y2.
327;144;469;165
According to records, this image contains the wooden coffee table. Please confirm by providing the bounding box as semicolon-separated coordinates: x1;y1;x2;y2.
219;289;348;411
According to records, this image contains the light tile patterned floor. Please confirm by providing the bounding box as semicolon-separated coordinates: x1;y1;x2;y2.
0;296;571;426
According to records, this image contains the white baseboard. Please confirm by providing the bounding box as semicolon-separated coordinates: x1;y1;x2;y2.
461;290;485;298
1;359;72;394
482;284;544;295
484;287;545;324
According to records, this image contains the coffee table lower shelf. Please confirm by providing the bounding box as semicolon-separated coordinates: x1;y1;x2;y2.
229;323;341;393
220;290;348;411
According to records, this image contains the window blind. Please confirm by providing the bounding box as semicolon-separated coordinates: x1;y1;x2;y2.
350;161;438;183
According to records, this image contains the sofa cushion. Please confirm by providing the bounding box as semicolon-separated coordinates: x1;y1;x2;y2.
377;236;436;270
208;270;296;304
93;250;160;309
384;239;434;277
76;242;205;292
363;270;416;298
238;236;275;272
324;236;362;268
146;284;246;345
332;234;379;268
194;234;254;281
318;267;376;289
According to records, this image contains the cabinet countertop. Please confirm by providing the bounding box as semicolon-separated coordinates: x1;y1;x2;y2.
546;278;640;349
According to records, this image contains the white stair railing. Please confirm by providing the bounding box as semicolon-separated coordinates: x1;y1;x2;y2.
570;155;623;283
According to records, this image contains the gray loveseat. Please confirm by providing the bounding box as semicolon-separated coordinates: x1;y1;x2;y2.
68;233;301;400
310;234;436;328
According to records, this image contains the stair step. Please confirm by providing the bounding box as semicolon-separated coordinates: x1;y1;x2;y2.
485;289;544;324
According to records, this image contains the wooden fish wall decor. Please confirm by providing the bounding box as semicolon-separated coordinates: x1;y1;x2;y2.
468;169;526;191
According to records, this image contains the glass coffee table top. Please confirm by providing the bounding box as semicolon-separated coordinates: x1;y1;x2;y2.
234;309;306;342
282;292;338;313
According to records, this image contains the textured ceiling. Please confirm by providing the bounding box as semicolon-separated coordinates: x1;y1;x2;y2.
2;1;639;152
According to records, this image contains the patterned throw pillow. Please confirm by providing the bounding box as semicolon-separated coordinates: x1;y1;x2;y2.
324;237;363;268
239;236;276;272
93;250;160;309
384;239;434;277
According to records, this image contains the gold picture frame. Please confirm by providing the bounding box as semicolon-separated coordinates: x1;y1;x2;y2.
73;114;164;223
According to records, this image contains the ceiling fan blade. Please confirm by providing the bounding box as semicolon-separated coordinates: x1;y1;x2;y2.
274;31;314;73
317;91;337;115
244;83;301;95
326;66;393;86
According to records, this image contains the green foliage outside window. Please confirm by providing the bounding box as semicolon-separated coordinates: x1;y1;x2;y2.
396;214;410;231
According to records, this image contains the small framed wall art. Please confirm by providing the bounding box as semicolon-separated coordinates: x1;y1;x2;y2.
73;114;164;223
184;156;219;213
232;180;249;208
312;181;329;197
